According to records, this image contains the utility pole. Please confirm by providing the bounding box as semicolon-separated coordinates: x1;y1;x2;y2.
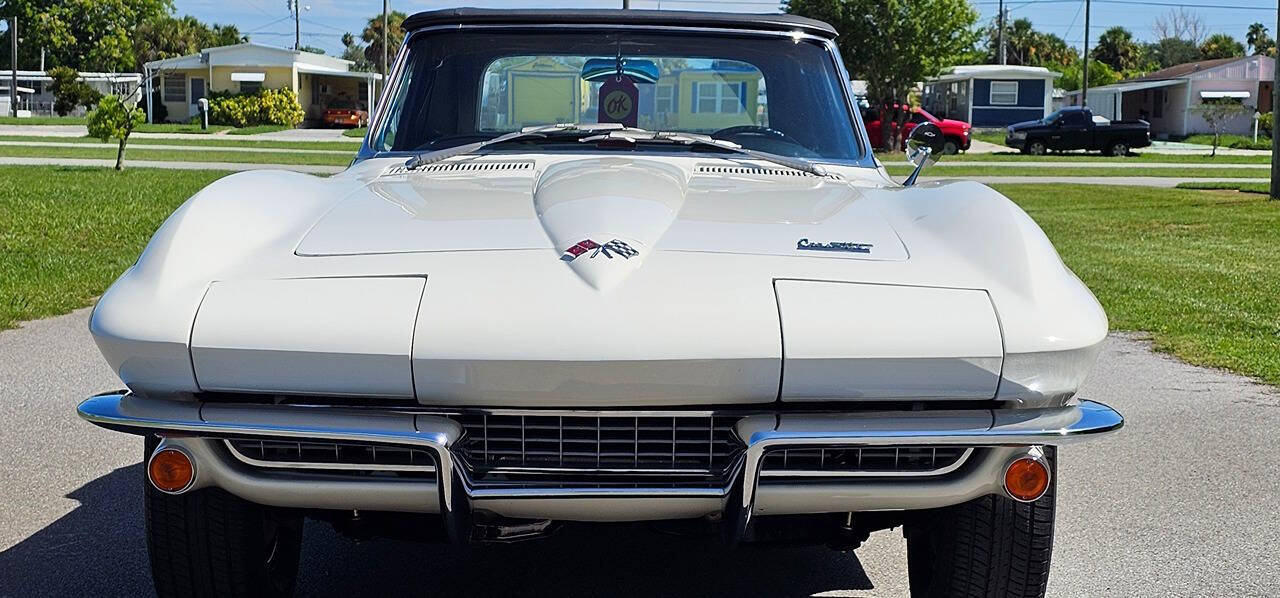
382;0;388;81
9;16;16;118
997;0;1006;65
293;0;300;50
1081;0;1090;107
623;0;630;8
1271;0;1280;199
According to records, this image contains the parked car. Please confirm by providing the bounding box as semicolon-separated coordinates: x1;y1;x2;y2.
1006;106;1151;155
77;8;1122;598
323;100;368;127
865;105;971;153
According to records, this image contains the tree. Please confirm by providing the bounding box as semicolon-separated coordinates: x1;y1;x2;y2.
1199;33;1245;60
46;66;102;116
1152;8;1205;44
1245;23;1275;57
1189;99;1252;156
87;93;146;170
1147;37;1201;69
787;0;979;149
132;15;247;72
1058;60;1119;92
340;32;373;72
1091;26;1145;73
361;11;407;76
981;18;1076;70
9;0;171;72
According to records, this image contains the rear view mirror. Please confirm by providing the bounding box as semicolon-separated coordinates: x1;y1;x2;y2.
581;58;660;84
903;122;944;186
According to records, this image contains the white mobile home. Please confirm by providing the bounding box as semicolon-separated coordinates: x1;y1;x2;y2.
1063;55;1273;138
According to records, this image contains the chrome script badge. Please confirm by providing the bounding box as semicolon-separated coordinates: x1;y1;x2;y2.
796;238;873;254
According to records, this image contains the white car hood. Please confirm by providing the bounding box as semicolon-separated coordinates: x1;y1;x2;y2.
296;156;907;290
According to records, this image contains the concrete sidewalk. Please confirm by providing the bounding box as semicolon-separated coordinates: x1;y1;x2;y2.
0;124;362;143
0;156;344;174
0;140;354;156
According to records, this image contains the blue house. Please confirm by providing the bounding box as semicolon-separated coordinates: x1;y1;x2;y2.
922;65;1060;128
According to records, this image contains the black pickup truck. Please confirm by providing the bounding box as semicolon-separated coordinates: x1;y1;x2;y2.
1005;107;1151;156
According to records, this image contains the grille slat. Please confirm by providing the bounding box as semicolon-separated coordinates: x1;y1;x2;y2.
452;413;741;483
224;439;436;474
762;446;972;477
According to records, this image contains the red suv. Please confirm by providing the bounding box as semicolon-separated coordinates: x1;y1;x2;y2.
864;106;971;154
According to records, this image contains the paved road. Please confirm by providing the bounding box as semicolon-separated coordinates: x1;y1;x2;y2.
967;138;1271;156
0;308;1277;597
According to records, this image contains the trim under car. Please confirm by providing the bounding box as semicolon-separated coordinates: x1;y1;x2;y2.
78;392;1122;542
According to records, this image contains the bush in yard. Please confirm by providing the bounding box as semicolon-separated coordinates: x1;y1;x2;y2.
208;88;303;128
1260;112;1272;137
87;94;146;171
47;66;103;116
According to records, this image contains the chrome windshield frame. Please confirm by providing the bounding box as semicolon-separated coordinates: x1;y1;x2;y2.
357;23;878;169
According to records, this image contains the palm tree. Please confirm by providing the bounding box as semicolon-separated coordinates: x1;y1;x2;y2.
1199;33;1246;60
1245;23;1274;56
1091;26;1143;73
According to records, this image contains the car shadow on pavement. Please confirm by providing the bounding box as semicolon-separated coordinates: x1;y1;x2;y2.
2;465;878;597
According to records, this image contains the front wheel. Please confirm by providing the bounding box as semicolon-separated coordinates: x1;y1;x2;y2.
1025;140;1048;155
1107;140;1129;156
903;448;1056;598
144;436;304;598
942;139;960;155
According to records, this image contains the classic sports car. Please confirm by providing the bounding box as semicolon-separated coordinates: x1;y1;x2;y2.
78;8;1123;598
322;100;368;128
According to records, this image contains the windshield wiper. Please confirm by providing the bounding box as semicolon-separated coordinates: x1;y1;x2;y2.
404;123;634;170
579;130;828;177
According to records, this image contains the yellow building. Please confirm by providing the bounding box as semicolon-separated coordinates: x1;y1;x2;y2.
142;43;381;124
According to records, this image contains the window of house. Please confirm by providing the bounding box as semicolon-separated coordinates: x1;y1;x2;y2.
655;84;674;114
240;80;262;94
693;81;745;114
163;74;186;102
989;81;1018;105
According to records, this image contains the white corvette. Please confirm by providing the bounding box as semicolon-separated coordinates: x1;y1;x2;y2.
79;8;1122;598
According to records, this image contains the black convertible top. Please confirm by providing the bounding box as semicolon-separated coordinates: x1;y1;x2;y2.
402;8;838;38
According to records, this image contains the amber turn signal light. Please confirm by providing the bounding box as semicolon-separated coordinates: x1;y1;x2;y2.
149;447;195;493
1004;456;1051;502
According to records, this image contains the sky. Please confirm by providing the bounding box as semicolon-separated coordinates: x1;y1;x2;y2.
170;0;1280;58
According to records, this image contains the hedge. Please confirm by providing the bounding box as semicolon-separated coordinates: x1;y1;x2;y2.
208;87;304;128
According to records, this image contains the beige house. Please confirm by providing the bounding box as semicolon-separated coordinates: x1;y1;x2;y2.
143;43;381;124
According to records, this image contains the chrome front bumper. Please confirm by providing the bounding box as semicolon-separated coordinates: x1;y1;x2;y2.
78;392;1122;542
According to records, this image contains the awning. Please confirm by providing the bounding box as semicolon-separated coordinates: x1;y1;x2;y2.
230;72;266;82
1070;79;1183;96
296;64;382;81
1200;90;1250;99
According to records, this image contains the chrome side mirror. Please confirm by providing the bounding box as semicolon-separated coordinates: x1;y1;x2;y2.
903;122;945;186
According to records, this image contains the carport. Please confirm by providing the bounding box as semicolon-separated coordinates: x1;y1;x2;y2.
296;66;381;124
1079;79;1185;138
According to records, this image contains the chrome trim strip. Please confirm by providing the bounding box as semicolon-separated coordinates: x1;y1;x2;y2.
222;439;438;473
759;447;974;478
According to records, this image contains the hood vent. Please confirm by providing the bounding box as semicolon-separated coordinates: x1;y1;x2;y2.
695;164;840;179
383;160;534;177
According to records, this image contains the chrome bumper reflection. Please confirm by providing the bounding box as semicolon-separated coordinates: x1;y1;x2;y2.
77;393;1122;541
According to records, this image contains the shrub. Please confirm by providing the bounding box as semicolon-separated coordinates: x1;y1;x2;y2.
46;66;103;116
1260;112;1273;137
208;87;303;128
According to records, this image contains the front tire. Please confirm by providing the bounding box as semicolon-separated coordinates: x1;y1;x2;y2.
1107;140;1129;156
1025;140;1048;156
144;436;304;598
904;449;1056;598
942;139;960;155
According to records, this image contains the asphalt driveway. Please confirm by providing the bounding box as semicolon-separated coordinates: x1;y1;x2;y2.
0;309;1276;597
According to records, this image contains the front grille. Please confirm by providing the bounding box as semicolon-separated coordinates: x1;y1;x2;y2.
450;414;743;482
224;439;436;474
762;446;972;477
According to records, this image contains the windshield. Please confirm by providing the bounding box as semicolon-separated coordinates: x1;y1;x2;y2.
373;29;863;161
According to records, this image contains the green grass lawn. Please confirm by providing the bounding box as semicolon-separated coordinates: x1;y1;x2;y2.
0;134;360;151
0;167;231;330
343;127;368;138
226;124;293;135
0;144;351;166
885;165;1269;178
133;123;234;134
1174;181;1271;194
0;116;88;125
998;184;1280;386
1180;133;1271;150
876;150;1272;164
971;130;1007;145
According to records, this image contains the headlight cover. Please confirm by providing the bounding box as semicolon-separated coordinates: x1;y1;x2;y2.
1009;131;1027;140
